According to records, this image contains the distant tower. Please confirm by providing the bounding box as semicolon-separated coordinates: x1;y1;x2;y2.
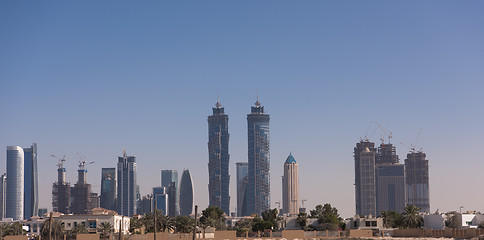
162;170;178;216
52;155;70;214
375;143;405;215
208;98;230;214
117;149;138;217
354;141;376;216
179;169;193;216
405;151;430;212
247;97;271;216
23;143;38;219
71;158;93;214
6;146;24;220
100;168;117;211
153;187;169;215
282;153;299;215
236;162;248;217
0;174;6;219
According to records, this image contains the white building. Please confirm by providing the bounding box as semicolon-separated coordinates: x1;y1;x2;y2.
60;208;130;234
6;146;24;220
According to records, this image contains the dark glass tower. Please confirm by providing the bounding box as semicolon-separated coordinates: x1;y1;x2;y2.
162;170;178;216
23;143;38;219
100;168;116;211
246;98;270;216
179;169;193;216
405;151;430;212
117;149;137;217
236;162;248;217
207;99;230;214
354;141;377;216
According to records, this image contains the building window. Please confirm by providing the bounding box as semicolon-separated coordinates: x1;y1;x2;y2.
68;223;71;227
466;221;472;226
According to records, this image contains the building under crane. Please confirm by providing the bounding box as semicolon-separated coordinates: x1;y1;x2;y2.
71;155;98;214
52;155;71;214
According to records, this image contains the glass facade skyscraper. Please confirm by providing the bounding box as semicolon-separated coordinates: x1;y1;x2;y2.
179;169;193;216
117;149;137;217
6;146;24;220
100;168;117;211
354;141;377;217
208;100;230;215
153;187;168;215
246;99;270;216
236;162;248;217
161;170;178;216
23;143;38;219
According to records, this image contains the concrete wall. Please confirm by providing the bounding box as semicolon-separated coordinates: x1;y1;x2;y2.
349;229;372;238
76;234;100;240
393;228;484;238
5;236;28;240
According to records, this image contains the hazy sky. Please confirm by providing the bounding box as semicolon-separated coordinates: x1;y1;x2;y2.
1;1;483;218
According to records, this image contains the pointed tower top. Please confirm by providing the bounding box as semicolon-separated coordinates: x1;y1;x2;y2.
255;90;261;106
123;148;126;157
285;152;297;164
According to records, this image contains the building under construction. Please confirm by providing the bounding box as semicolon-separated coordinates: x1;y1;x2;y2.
52;156;71;214
405;151;430;212
71;158;97;214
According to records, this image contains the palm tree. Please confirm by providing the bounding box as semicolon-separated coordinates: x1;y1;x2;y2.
174;216;194;234
71;224;88;235
158;215;174;233
401;205;423;229
41;220;65;240
296;212;308;229
98;222;114;239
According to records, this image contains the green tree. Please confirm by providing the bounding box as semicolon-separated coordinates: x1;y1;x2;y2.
174;216;194;233
251;217;272;237
41;220;65;240
310;205;324;218
316;204;343;231
0;223;9;240
71;224;88;234
158;215;174;232
296;212;308;229
445;211;461;229
233;219;252;237
401;205;423;229
97;222;113;239
201;206;226;230
261;208;281;230
129;217;143;234
381;210;403;228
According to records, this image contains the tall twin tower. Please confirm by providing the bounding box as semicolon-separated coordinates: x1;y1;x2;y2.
208;98;270;216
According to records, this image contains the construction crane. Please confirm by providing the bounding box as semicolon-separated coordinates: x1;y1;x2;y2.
51;154;67;168
374;121;392;144
77;153;95;170
400;128;424;153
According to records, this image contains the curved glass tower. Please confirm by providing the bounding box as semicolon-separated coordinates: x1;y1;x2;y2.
246;98;270;216
6;146;24;220
23;143;38;219
208;99;230;214
179;169;193;216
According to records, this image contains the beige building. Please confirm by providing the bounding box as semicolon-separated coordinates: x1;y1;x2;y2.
282;153;299;215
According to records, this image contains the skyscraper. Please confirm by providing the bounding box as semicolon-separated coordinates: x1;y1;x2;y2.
0;174;6;219
71;161;93;214
354;141;377;217
52;156;70;214
405;151;430;212
375;143;405;215
6;146;24;220
23;143;38;219
236;162;248;217
100;168;117;211
282;153;299;215
207;99;230;214
179;169;193;216
247;98;271;216
153;187;168;215
117;149;138;217
161;170;178;216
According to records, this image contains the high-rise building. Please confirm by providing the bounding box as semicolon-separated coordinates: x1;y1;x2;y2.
207;99;230;215
0;174;6;219
167;181;177;217
282;153;299;215
236;162;248;217
71;162;93;214
153;187;168;215
376;164;405;214
138;195;153;215
6;146;24;220
354;141;377;217
179;169;193;216
405;151;430;212
52;156;70;214
117;149;138;217
246;98;271;216
161;170;178;216
23;143;39;219
377;143;399;165
100;168;117;211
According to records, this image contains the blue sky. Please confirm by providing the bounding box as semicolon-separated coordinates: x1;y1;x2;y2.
1;1;483;217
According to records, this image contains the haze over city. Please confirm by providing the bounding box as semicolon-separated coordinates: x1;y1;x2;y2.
1;1;483;218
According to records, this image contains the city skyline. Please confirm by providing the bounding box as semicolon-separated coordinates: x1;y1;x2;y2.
1;1;484;218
